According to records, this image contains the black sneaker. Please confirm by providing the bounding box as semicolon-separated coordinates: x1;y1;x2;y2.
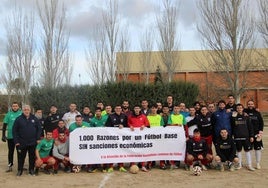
64;166;71;173
87;167;97;173
53;169;58;174
35;168;39;176
28;169;35;176
44;168;51;175
6;163;13;173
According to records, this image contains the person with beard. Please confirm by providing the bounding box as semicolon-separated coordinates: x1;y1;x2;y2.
53;131;71;173
44;105;62;133
244;100;264;169
2;102;22;172
35;109;45;138
197;106;213;155
52;119;69;139
122;100;132;116
211;100;232;143
62;103;81;129
141;99;150;116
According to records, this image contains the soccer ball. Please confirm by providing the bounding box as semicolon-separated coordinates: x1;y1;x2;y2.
129;165;139;174
193;166;202;176
72;165;81;173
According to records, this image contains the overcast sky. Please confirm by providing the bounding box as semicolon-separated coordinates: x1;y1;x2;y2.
0;0;260;88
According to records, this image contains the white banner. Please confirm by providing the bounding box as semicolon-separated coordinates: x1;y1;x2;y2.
70;127;186;164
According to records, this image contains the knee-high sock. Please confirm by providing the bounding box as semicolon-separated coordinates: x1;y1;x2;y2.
237;152;242;165
255;150;261;164
245;151;252;166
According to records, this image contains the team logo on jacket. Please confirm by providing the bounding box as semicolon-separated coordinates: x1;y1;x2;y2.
120;119;123;123
32;120;35;123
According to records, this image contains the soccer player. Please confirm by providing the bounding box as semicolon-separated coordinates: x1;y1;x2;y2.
167;103;188;169
62;103;81;129
186;107;198;138
35;109;45;138
186;129;213;171
122;100;132;116
69;115;90;132
2;102;22;172
105;105;128;172
52;119;69;139
128;104;150;172
141;99;150;116
90;108;108;127
197;106;213;155
44;105;61;133
231;104;255;171
211;100;232;143
81;106;94;123
53;130;71;173
226;94;237;112
35;131;56;175
244;100;264;169
214;129;238;172
147;104;165;169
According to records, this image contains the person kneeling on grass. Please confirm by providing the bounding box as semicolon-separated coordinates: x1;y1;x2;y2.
215;129;238;171
186;128;213;171
35;131;57;175
53;130;71;173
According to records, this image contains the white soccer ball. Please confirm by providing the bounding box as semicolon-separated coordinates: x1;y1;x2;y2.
193;166;202;176
129;165;139;174
72;165;81;173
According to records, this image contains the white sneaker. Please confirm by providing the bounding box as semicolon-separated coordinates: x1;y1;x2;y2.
235;163;242;170
201;165;207;171
256;163;261;170
220;164;225;172
141;166;148;172
247;166;255;171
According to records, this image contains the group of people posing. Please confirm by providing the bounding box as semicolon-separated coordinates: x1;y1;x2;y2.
1;94;264;176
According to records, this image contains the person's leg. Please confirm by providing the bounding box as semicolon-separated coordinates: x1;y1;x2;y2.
16;146;27;176
28;145;36;174
6;139;15;172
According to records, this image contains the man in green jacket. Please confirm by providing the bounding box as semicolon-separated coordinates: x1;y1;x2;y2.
2;102;22;172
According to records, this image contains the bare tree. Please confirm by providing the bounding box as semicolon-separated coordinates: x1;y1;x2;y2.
258;0;268;70
116;26;131;82
37;0;72;88
102;0;120;82
139;28;154;84
197;0;257;102
85;24;107;86
5;6;35;104
156;0;180;82
0;63;16;107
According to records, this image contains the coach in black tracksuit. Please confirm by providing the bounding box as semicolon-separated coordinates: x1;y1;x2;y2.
13;105;42;176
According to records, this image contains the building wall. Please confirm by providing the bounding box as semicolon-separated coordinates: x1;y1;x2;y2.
117;71;268;112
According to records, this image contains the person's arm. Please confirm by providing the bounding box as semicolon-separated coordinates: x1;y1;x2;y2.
52;143;65;160
215;141;226;161
12;118;20;146
105;116;112;127
2;123;7;142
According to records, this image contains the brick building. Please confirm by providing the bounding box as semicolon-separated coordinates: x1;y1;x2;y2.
116;49;268;112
